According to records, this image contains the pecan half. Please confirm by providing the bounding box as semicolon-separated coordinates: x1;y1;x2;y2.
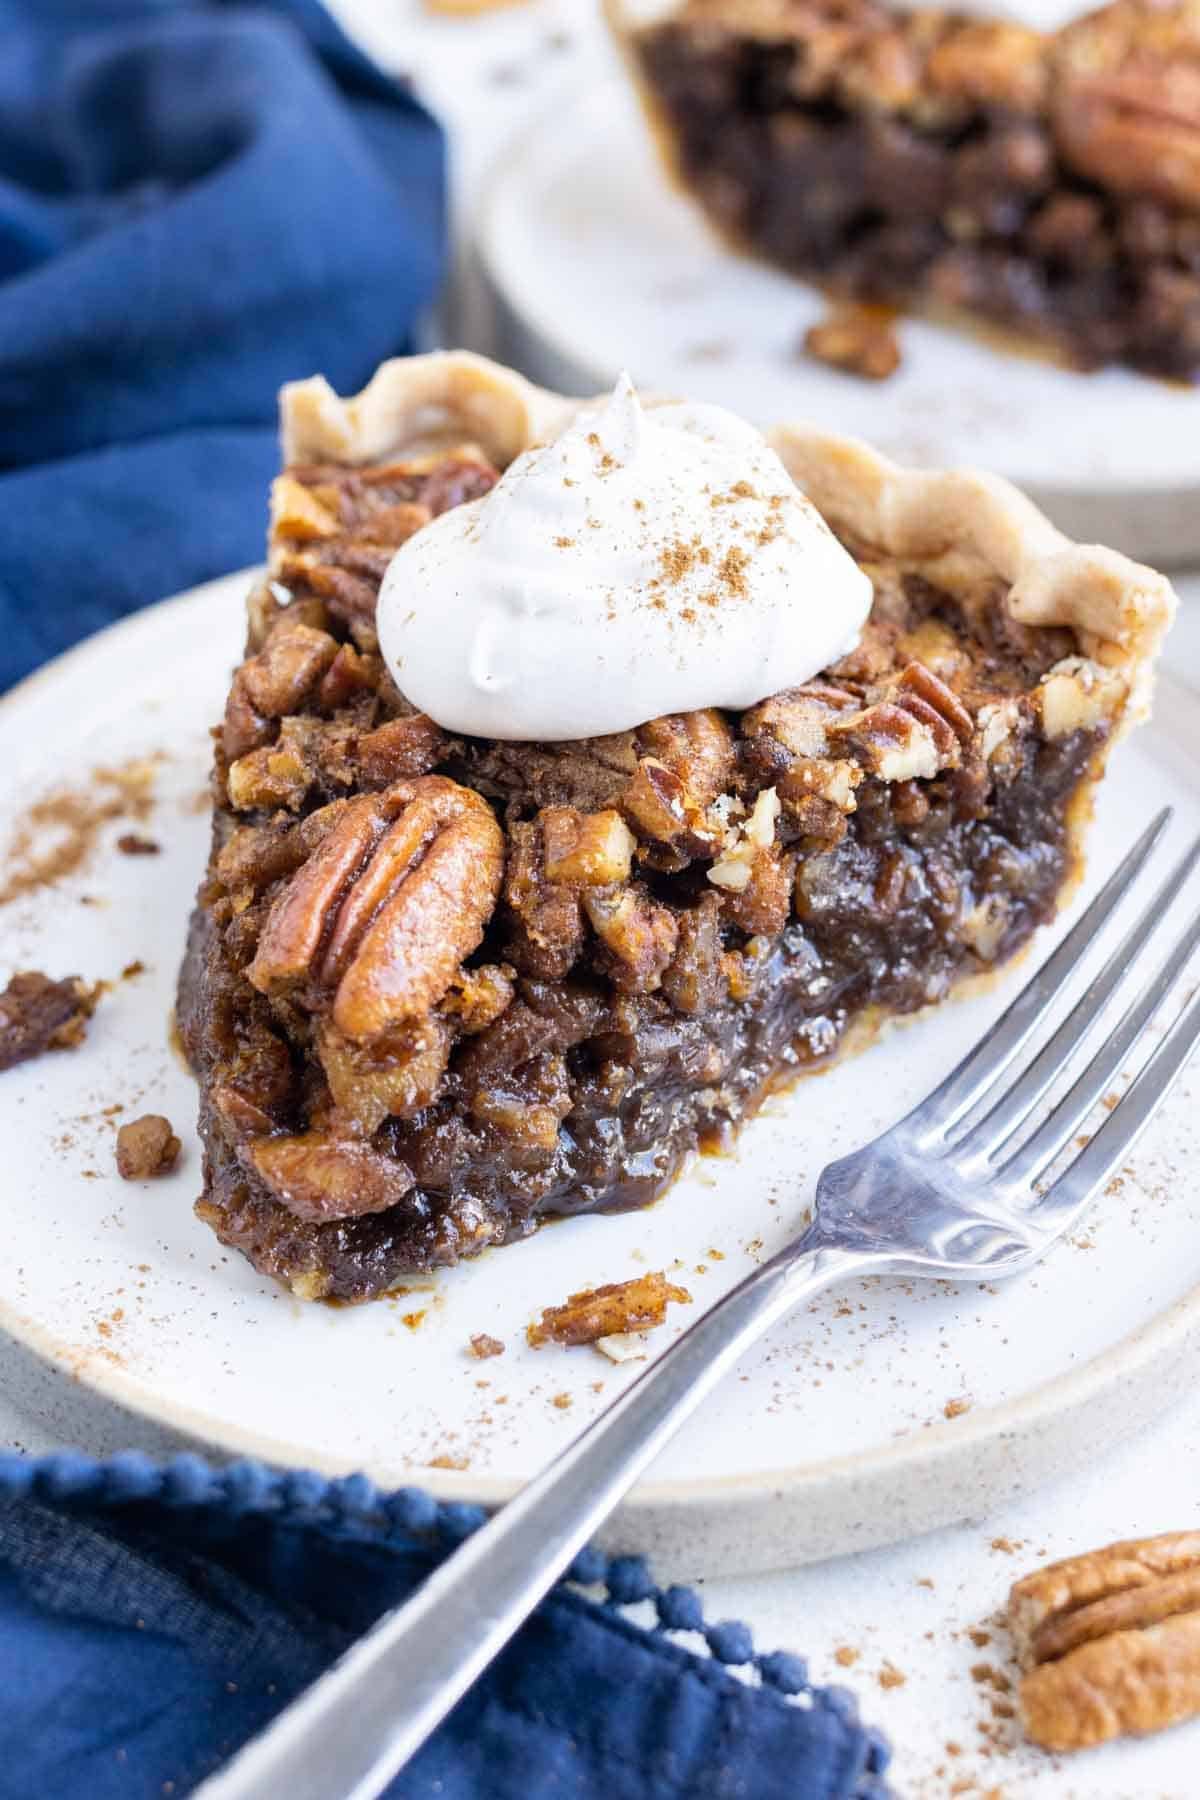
1055;26;1200;209
1010;1532;1200;1752
247;774;503;1041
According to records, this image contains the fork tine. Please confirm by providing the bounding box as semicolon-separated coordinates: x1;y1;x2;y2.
963;835;1200;1171
1027;980;1200;1232
999;879;1200;1187
909;808;1171;1146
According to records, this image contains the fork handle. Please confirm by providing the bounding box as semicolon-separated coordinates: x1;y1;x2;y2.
197;1237;875;1800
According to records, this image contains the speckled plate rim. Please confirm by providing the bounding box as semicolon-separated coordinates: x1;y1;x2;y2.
3;587;1200;1572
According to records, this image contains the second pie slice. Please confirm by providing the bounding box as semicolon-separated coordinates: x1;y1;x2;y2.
607;0;1200;380
178;351;1174;1301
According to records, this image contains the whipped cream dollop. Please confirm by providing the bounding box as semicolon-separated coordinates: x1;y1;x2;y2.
887;0;1086;29
377;375;872;743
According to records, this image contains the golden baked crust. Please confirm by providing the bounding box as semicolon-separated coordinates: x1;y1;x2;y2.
281;350;1175;737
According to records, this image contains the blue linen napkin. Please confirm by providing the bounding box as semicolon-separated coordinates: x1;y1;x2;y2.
0;1452;892;1798
0;0;445;691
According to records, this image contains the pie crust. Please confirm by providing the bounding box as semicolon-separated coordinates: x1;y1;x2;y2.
282;350;1174;708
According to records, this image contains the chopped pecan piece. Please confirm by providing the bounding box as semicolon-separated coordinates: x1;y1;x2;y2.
777;757;861;844
355;714;451;786
241;621;339;719
244;1132;415;1223
636;708;734;804
804;307;902;382
621;757;718;858
1036;657;1126;739
317;1015;452;1135
223;621;339;760
503;818;586;979
440;964;515;1035
226;720;318;813
830;661;973;782
0;972;98;1072
270;474;340;541
661;892;724;1015
542;807;637;886
116;1114;181;1180
248;775;503;1041
723;844;794;938
743;684;858;764
470;1049;572;1163
527;1271;692;1347
468;1333;505;1360
1011;1532;1200;1752
317;643;378;711
583;884;678;993
708;788;781;893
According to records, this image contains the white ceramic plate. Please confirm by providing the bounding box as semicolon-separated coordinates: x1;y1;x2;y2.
478;78;1200;565
3;575;1200;1576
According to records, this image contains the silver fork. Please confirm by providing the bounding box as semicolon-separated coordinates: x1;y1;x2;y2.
200;806;1200;1800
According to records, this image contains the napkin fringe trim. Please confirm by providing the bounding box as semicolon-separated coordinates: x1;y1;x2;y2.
0;1449;891;1790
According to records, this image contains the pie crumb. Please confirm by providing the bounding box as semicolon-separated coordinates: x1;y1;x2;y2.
528;1272;692;1348
115;1114;180;1180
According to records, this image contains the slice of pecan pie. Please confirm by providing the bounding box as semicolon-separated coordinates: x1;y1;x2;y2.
607;0;1200;379
178;351;1174;1301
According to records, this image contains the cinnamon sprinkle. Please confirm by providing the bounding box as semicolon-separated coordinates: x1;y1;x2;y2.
718;545;750;597
0;759;159;907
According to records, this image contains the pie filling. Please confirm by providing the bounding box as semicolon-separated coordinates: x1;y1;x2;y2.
180;444;1122;1302
629;0;1200;380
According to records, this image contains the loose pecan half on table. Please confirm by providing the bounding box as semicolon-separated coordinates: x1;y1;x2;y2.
1010;1531;1200;1751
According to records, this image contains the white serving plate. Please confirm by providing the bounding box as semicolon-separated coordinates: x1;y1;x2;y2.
478;78;1200;565
2;574;1199;1577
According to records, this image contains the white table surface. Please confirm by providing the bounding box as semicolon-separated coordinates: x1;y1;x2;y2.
6;5;1200;1794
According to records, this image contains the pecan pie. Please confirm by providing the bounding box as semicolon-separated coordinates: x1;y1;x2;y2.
178;351;1174;1301
608;0;1200;379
